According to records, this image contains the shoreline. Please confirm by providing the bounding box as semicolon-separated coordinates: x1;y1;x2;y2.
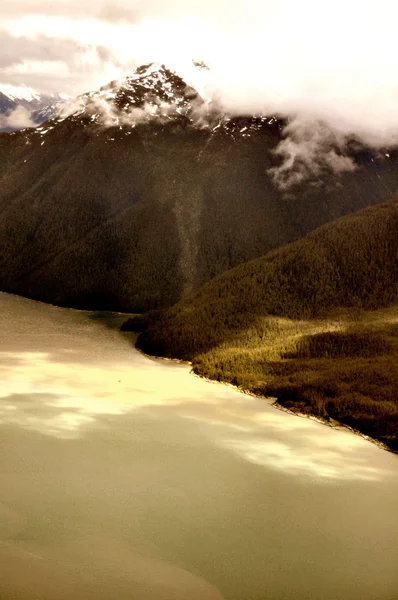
198;370;397;454
197;372;396;454
134;340;397;455
2;293;395;455
0;291;137;318
271;401;396;454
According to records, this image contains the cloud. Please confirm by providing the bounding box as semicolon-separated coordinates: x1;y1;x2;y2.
268;119;357;189
2;59;70;76
2;1;398;182
0;105;35;129
3;1;398;127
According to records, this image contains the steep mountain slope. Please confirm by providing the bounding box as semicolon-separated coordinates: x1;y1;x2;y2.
138;201;398;357
137;201;398;450
1;64;398;311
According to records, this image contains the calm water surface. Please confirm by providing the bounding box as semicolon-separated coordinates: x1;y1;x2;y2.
1;292;397;600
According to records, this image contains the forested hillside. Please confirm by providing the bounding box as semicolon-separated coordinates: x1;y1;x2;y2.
137;202;398;450
1;65;398;311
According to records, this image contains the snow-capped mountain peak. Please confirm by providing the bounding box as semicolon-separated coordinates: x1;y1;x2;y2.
0;83;41;103
56;62;208;130
4;63;280;140
93;63;200;113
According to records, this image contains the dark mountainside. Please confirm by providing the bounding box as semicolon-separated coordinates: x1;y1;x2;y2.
1;63;398;312
138;201;398;357
137;202;398;450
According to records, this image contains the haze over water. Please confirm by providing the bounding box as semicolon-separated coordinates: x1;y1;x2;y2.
1;292;397;600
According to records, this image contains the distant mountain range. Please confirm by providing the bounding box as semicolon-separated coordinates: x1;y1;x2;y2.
1;63;398;311
0;85;67;132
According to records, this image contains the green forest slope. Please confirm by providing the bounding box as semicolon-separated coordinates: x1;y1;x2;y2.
137;201;398;450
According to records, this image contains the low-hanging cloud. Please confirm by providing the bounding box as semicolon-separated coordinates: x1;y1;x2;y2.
0;105;35;130
268;119;357;189
2;1;398;184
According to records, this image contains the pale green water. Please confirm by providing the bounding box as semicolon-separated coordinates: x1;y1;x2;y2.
1;292;397;600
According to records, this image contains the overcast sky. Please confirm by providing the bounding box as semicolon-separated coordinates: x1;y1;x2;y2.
2;1;398;147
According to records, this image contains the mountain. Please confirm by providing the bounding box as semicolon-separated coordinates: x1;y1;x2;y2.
1;63;398;312
137;201;398;451
138;200;398;357
0;85;66;132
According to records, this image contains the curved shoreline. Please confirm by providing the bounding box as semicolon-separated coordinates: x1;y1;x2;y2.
134;340;397;455
1;293;395;455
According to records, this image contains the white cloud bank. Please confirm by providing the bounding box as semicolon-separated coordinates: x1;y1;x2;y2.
0;105;35;130
2;0;398;184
